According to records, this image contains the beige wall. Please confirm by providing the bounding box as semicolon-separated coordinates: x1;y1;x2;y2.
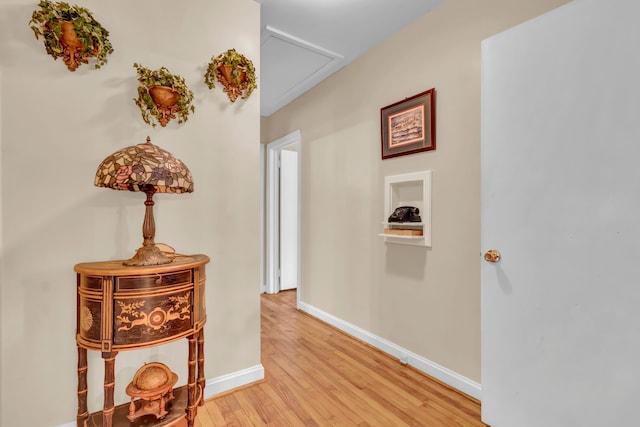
264;0;570;383
0;1;260;426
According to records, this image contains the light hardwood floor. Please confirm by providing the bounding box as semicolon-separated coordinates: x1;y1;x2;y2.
196;290;486;426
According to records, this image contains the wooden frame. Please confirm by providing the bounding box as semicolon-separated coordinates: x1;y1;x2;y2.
380;89;436;159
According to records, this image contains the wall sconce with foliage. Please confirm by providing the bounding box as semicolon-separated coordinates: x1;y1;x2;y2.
133;63;195;128
204;48;257;103
29;0;113;72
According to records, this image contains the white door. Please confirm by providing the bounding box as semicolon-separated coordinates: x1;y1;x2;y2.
266;130;301;295
280;149;299;290
481;1;640;426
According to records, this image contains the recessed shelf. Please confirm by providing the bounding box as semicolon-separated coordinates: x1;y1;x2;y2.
380;171;432;247
378;233;425;240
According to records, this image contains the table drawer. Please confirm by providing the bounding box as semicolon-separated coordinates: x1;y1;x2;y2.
113;289;193;347
79;275;103;291
116;270;192;291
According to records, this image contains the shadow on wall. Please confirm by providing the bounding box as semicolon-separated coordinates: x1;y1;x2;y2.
383;244;429;280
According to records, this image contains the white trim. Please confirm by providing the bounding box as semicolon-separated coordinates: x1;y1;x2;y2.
203;364;265;399
298;301;482;401
295;140;302;309
259;143;266;294
57;364;266;427
0;67;3;294
382;171;432;247
265;130;301;295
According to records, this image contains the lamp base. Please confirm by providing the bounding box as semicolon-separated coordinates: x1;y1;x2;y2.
123;244;173;266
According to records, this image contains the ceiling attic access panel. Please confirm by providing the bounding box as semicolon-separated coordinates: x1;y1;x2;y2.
260;26;343;116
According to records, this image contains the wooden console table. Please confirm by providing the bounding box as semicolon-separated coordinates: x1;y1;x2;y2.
75;254;209;427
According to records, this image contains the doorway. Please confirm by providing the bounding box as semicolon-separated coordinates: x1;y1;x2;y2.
265;130;301;297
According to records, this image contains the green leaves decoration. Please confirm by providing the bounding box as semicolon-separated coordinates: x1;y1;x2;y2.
29;0;113;71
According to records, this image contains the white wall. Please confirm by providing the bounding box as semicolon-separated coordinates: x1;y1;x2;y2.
0;1;260;426
264;0;570;386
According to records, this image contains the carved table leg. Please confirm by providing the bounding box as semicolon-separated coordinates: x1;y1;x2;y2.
102;351;118;427
127;397;136;421
159;394;167;418
186;335;197;427
77;347;88;427
197;329;205;406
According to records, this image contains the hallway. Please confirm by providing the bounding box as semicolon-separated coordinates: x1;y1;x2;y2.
198;291;485;426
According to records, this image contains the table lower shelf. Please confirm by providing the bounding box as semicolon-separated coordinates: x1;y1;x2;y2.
85;385;200;427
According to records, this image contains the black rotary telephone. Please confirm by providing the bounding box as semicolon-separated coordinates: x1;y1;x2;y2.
388;206;421;223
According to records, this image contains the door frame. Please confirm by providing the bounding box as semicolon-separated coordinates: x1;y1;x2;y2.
265;130;301;296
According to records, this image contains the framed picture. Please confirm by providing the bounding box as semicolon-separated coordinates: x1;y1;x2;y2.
380;88;435;159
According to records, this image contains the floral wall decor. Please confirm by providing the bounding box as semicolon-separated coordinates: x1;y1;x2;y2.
29;0;113;72
204;48;257;102
133;63;195;128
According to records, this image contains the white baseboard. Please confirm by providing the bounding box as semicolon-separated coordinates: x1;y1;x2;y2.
58;364;265;427
298;301;482;401
203;363;265;399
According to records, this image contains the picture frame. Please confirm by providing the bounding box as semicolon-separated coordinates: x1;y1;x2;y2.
380;88;436;159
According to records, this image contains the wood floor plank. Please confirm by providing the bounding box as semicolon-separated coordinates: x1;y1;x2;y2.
199;290;486;426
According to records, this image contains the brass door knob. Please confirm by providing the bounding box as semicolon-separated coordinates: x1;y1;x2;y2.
484;249;501;263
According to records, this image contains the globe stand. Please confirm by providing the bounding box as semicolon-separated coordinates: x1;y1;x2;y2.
125;362;178;422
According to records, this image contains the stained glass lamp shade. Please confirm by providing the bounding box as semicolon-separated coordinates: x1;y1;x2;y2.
95;137;193;266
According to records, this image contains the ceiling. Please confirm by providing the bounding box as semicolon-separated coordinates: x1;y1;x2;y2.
257;0;444;117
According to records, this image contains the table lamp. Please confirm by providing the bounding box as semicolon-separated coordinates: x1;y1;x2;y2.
94;136;193;266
